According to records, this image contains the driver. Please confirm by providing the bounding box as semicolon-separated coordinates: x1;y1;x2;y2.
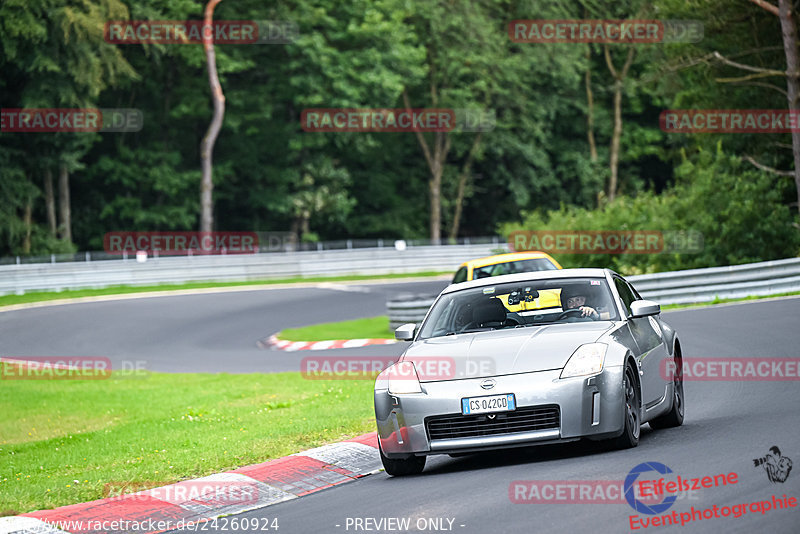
561;286;599;319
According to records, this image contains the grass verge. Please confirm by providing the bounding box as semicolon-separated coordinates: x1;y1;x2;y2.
278;316;393;342
660;290;800;311
0;367;376;515
0;271;450;309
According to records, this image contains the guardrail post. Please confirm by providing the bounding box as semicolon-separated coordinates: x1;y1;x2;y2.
347;239;352;249
16;256;20;265
85;251;90;262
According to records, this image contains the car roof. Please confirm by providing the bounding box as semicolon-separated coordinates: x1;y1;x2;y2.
442;268;612;294
458;251;558;269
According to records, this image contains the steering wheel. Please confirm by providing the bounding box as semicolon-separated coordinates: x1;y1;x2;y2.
556;308;590;321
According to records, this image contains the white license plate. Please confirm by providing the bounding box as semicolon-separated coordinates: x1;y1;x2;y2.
461;393;516;415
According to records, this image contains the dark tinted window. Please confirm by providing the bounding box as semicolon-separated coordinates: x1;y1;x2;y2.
452;267;468;283
614;277;636;316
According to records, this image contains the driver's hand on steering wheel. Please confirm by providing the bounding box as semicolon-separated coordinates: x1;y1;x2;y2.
578;306;598;318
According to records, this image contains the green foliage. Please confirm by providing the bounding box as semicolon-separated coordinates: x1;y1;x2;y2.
503;145;800;275
1;0;798;270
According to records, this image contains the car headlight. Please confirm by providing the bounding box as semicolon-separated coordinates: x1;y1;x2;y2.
560;343;607;378
383;361;423;394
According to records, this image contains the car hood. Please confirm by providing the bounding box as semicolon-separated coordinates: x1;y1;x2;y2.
404;322;614;381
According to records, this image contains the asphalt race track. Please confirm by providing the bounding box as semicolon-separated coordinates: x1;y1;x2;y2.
2;283;799;533
0;280;448;373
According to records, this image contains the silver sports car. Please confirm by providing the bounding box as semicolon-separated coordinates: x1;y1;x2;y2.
374;268;684;476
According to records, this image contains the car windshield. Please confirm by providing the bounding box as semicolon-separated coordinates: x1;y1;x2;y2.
418;277;619;340
472;258;557;279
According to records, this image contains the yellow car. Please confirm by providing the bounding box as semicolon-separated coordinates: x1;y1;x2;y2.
451;252;563;311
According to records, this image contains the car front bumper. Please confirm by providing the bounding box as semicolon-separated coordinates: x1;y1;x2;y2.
375;366;625;458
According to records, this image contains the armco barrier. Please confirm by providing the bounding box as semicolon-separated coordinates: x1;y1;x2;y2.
385;257;800;329
387;294;440;330
0;242;507;296
626;257;800;304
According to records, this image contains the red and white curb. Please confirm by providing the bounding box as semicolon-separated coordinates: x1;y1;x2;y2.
259;334;397;352
0;433;381;534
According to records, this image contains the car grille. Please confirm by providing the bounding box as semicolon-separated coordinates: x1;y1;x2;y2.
425;405;560;441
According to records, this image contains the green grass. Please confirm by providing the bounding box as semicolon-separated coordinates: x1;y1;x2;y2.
0;367;376;515
278;316;394;342
660;290;800;311
0;271;449;309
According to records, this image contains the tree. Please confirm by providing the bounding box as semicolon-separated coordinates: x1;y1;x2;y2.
0;0;136;254
200;0;225;232
745;0;800;213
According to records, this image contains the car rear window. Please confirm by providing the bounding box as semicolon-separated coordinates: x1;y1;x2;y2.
472;258;558;279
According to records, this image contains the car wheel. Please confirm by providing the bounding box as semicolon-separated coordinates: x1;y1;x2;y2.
611;362;641;449
379;442;426;476
649;355;684;429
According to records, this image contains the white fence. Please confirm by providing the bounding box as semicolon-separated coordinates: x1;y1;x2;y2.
0;242;507;296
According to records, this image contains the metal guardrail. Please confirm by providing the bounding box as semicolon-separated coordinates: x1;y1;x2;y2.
386;257;800;329
387;294;440;330
627;257;800;305
0;242;508;296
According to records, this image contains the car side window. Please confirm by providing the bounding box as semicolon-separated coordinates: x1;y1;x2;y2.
629;282;643;300
452;267;468;284
614;277;636;317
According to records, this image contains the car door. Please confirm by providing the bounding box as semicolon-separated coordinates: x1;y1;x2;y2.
613;276;669;408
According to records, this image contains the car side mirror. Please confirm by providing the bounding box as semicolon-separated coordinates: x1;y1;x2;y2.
630;299;661;318
395;323;417;341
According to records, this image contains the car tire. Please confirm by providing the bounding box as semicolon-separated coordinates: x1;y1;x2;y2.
649;355;684;429
611;362;641;449
379;442;426;476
